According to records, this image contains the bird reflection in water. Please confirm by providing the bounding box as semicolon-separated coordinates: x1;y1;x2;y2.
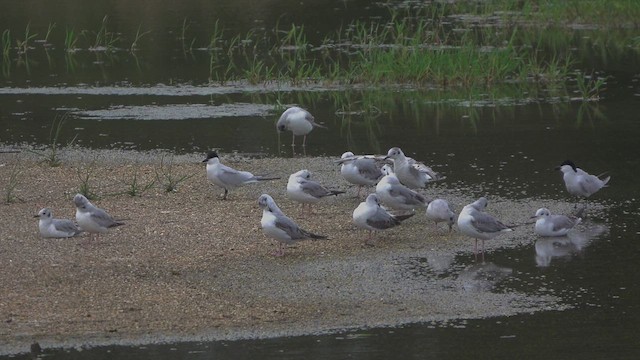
535;224;608;267
458;262;513;292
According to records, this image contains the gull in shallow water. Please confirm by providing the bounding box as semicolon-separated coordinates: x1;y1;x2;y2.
556;160;610;204
375;165;430;211
258;194;327;256
426;199;457;232
384;147;444;189
286;169;345;214
276;106;327;147
352;193;415;245
203;151;279;200
531;207;582;237
457;197;512;260
74;194;124;240
337;152;384;197
35;208;82;238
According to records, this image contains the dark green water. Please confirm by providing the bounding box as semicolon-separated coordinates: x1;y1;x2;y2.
1;0;639;358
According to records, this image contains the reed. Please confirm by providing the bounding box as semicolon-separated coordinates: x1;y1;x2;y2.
91;15;119;50
130;24;150;52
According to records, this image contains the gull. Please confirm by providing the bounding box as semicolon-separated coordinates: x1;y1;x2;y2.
258;194;327;256
35;208;81;238
338;152;384;197
352;193;415;245
276;106;327;147
457;197;512;260
203;151;279;200
556;160;610;203
375;166;430;211
74;194;124;240
286;169;345;214
426;199;457;232
384;147;444;189
531;207;582;237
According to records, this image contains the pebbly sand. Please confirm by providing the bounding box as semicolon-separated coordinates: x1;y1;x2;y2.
0;148;572;355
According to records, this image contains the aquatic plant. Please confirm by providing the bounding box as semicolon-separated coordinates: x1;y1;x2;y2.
180;17;196;54
574;71;607;101
15;22;37;54
130;24;150;52
43;22;56;45
64;27;81;52
91;15;119;51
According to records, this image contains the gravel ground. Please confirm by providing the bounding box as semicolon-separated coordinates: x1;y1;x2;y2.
0;148;571;355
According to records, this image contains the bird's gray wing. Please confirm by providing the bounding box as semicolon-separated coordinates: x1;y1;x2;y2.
409;160;443;181
274;215;310;240
366;208;400;230
52;219;79;233
471;212;510;233
299;179;331;198
388;186;426;206
550;215;577;232
217;167;256;186
579;174;603;195
356;159;383;181
90;208;119;228
306;111;327;129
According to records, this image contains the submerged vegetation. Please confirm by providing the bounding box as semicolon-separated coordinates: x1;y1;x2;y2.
0;0;638;94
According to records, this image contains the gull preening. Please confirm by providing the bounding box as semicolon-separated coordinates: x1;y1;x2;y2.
203;151;279;200
375;165;430;211
384;147;444;189
531;207;582;237
425;199;457;232
73;194;124;240
338;152;384;197
276;106;327;147
352;193;415;245
556;160;610;203
258;194;327;256
457;197;512;260
286;169;345;213
35;208;82;238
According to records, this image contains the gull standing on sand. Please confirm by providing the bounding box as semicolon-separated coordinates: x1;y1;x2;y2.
74;194;124;240
352;193;415;245
457;197;512;259
258;194;327;256
556;160;610;203
531;207;582;237
337;152;384;197
375;165;430;211
276;106;327;147
426;199;457;232
203;151;279;200
35;208;82;238
384;147;444;189
286;169;345;214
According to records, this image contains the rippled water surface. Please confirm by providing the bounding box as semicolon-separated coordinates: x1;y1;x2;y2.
1;0;640;358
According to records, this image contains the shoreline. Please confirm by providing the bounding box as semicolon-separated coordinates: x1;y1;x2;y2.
0;148;573;355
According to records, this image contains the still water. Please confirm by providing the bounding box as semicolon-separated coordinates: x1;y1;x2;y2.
1;0;640;358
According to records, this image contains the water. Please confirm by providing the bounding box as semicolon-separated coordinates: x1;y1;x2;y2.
1;0;640;358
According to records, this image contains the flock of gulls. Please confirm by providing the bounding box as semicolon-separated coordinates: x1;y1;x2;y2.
35;106;611;259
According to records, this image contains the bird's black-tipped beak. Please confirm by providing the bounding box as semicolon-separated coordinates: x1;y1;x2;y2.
33;214;39;218
554;166;561;171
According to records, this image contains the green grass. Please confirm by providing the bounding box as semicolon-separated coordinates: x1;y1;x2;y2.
0;1;639;89
4;162;24;204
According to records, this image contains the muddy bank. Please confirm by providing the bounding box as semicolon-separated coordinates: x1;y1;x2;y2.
0;148;576;355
